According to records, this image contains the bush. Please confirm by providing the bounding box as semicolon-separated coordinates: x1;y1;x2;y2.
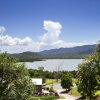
49;87;54;92
61;73;73;90
27;96;56;100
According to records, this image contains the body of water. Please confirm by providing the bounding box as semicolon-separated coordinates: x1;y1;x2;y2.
24;59;83;71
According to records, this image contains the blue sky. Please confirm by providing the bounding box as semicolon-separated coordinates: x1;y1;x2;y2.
0;0;100;53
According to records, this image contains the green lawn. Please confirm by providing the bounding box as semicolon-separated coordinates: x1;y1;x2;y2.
28;96;56;100
68;78;80;96
94;90;100;96
68;87;80;96
45;79;60;85
72;78;77;83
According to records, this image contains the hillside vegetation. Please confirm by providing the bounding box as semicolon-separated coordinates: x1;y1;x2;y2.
10;44;96;62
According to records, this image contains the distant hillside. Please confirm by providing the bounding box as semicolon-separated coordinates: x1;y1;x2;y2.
11;51;42;58
40;45;96;55
10;52;43;62
10;44;96;61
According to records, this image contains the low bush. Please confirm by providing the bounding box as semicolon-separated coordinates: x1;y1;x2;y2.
27;95;56;100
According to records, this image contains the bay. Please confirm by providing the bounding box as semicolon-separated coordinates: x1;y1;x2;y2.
24;59;83;71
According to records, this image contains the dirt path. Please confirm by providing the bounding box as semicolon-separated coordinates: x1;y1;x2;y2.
49;83;80;100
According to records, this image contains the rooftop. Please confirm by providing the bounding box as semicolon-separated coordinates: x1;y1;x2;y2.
32;78;42;85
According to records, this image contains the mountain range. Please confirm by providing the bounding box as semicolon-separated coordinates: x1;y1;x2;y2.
10;44;96;61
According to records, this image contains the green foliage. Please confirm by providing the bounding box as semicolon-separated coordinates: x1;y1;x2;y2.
26;95;56;100
69;70;77;78
38;66;44;71
68;87;80;96
10;45;96;61
28;69;75;80
45;79;57;85
26;97;39;100
10;51;43;62
40;95;56;100
49;87;54;92
61;73;73;90
77;43;100;98
28;67;46;84
17;57;42;62
0;53;35;100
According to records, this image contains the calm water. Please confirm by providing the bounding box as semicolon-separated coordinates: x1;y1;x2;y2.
24;59;83;71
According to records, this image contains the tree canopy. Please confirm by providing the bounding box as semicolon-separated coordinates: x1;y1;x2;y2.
77;43;100;99
0;53;35;100
61;73;73;90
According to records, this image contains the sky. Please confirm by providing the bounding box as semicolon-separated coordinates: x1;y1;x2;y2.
0;0;100;53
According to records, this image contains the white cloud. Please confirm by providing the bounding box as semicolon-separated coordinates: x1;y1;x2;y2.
41;20;62;44
0;26;6;33
39;20;94;49
52;40;95;48
0;21;95;53
0;42;41;53
0;35;32;46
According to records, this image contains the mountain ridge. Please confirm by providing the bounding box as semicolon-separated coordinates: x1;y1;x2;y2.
10;44;96;61
40;44;96;55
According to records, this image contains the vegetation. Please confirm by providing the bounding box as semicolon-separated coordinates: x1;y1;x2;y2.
28;69;77;79
1;45;98;99
11;52;92;61
9;45;96;62
0;53;35;100
77;43;100;99
94;90;100;96
45;79;57;85
16;57;42;62
10;51;43;62
61;73;73;90
27;95;56;100
68;87;80;96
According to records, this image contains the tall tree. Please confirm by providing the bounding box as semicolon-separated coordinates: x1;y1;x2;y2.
0;53;35;100
77;43;100;99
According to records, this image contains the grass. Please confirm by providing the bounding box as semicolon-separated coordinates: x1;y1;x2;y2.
68;87;100;97
45;78;77;85
72;78;77;83
28;96;56;100
68;87;80;96
45;79;60;85
94;90;100;96
68;78;80;96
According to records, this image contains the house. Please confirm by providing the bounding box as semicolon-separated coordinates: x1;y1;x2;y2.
32;78;42;94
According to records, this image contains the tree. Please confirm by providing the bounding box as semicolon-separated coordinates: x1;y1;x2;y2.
77;43;100;99
38;66;44;72
61;73;73;90
0;53;35;100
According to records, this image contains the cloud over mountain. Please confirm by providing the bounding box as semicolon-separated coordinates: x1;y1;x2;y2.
39;21;93;49
0;21;94;53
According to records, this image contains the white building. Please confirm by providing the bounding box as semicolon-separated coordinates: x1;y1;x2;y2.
32;78;42;94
